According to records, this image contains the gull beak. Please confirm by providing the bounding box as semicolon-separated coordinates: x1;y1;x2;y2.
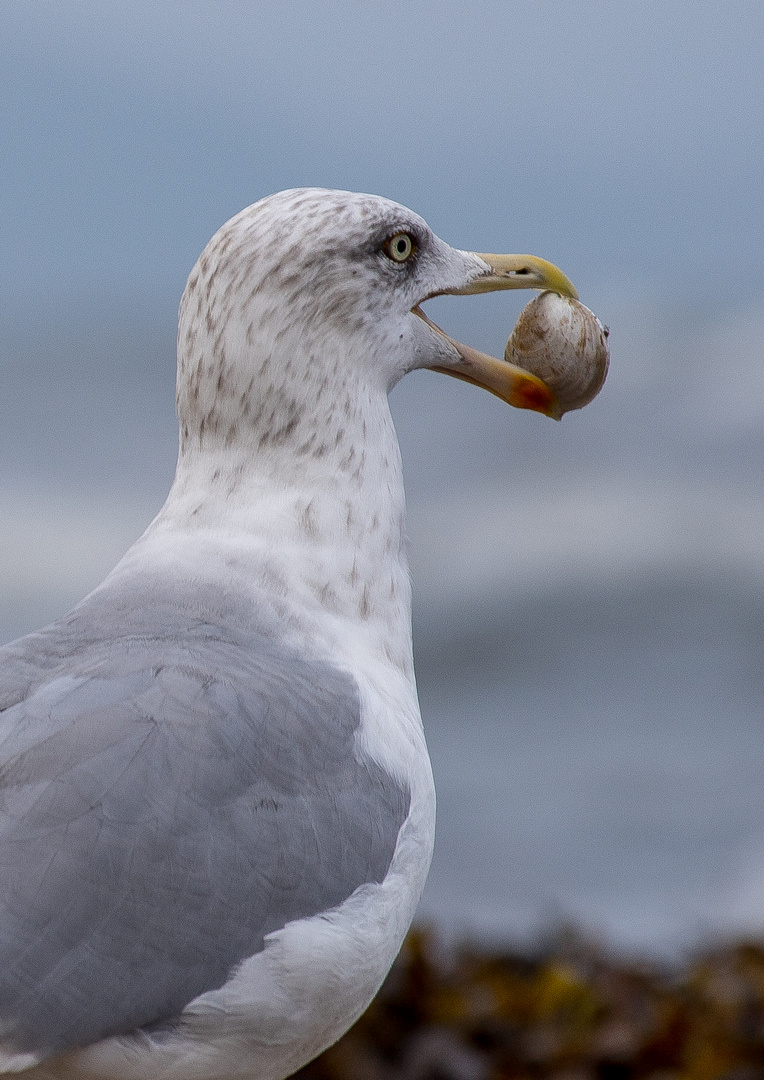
421;253;578;420
454;253;578;301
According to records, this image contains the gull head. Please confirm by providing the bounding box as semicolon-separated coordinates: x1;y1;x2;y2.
176;188;577;462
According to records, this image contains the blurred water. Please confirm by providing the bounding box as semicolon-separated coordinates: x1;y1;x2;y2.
414;576;764;955
3;0;764;972
1;297;764;958
392;295;764;956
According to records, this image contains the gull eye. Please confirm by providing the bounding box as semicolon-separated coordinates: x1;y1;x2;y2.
384;232;416;263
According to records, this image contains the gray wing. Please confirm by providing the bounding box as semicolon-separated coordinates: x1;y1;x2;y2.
0;575;410;1060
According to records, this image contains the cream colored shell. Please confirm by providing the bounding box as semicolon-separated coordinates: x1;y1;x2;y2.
505;291;609;416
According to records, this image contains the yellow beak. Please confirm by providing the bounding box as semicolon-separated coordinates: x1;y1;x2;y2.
423;252;577;420
454;253;578;300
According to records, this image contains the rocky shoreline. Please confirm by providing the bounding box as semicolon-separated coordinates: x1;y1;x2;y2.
296;928;764;1080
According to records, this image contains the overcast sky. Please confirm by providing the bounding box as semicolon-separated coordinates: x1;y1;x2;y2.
3;0;763;315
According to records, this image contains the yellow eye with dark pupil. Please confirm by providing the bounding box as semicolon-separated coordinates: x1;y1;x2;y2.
385;232;415;263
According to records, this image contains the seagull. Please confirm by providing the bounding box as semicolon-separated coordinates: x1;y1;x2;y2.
0;189;576;1080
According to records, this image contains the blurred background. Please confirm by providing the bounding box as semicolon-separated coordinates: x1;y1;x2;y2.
2;0;763;959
